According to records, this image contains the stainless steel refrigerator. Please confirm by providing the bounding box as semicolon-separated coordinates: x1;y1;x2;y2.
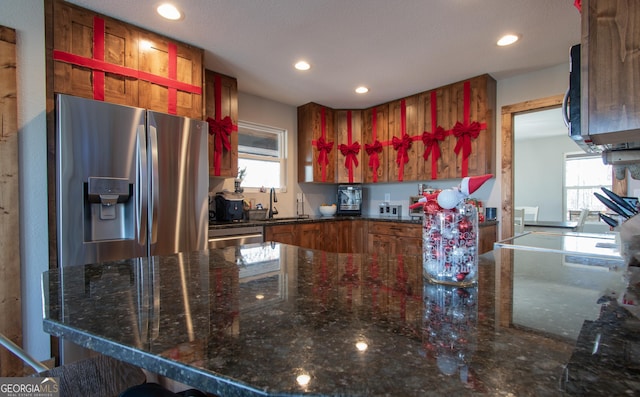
56;94;209;267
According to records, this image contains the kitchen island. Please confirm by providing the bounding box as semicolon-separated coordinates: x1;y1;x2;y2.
42;235;640;396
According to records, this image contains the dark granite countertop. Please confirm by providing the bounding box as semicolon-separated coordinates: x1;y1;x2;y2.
210;215;498;229
42;242;639;396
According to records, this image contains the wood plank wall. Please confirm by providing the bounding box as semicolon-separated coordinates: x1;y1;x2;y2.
0;25;23;377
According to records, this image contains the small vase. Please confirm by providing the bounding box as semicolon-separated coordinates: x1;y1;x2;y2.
422;200;478;286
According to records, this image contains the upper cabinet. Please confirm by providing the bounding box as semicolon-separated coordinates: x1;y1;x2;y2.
205;70;238;178
298;102;336;183
362;104;389;183
335;109;363;183
50;0;203;118
298;74;495;183
581;0;640;141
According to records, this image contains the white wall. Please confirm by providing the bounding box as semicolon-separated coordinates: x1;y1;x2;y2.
0;0;50;360
515;135;580;221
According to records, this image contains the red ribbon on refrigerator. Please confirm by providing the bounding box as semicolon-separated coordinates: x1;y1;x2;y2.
207;74;238;175
311;107;334;182
338;111;361;183
452;81;486;177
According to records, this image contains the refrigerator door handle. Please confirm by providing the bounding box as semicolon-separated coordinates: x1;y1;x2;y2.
149;125;160;244
137;125;148;246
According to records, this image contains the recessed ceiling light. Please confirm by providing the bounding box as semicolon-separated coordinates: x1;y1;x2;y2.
157;3;182;20
294;61;311;71
355;86;369;94
497;34;519;46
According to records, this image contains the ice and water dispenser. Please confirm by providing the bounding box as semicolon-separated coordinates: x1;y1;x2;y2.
84;176;134;242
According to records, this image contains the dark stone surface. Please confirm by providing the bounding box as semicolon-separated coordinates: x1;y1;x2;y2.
43;244;638;396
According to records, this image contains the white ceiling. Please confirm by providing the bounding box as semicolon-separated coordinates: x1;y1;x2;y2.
67;0;582;110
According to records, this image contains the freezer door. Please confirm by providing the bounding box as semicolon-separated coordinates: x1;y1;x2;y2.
56;94;147;267
147;112;209;256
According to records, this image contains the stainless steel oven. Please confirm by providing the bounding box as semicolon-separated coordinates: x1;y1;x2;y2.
208;225;264;249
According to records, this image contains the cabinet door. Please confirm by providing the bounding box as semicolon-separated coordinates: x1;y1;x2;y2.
447;75;495;178
298;222;323;250
335;110;363;183
388;95;420;182
137;31;203;118
52;1;138;106
298;103;336;183
322;221;339;253
478;223;497;254
367;232;397;256
337;219;365;254
582;0;640;139
264;225;297;246
417;88;452;180
205;70;238;177
362;105;389;183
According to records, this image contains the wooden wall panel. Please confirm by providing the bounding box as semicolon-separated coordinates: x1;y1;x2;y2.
0;25;22;377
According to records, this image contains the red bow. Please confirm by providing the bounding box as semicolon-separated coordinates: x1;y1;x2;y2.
207;116;233;155
421;126;446;161
365;140;383;171
392;134;413;166
452;121;481;160
339;142;360;169
316;137;334;166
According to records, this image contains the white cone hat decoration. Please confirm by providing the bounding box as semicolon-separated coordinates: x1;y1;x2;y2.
437;174;493;209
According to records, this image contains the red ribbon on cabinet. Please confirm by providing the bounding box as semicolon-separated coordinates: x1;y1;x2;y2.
207;74;238;176
365;107;383;182
338;110;361;183
312;107;334;182
452;81;486;177
53;16;201;110
422;90;446;180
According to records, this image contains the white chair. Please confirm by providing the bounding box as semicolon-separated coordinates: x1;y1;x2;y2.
516;206;539;222
574;208;589;232
514;208;525;234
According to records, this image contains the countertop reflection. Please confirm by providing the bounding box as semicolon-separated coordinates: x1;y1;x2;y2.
43;241;640;396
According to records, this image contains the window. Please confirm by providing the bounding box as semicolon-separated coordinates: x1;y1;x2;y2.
237;121;287;190
564;152;612;220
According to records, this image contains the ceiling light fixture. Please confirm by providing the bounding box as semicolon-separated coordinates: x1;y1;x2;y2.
497;34;519;46
355;86;369;94
157;3;182;21
294;61;311;71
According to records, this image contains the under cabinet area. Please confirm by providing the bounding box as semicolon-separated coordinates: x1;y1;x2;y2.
264;219;497;256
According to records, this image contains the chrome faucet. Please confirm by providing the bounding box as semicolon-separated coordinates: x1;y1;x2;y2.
268;187;278;219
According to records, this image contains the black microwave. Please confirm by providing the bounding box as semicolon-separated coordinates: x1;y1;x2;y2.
336;184;362;216
565;44;599;153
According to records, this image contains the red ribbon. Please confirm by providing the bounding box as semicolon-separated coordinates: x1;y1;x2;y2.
423;91;446;179
365;108;382;182
453;81;486;177
338;110;360;183
53;31;202;99
311;107;334;182
208;74;237;175
392;133;413;182
92;17;105;101
574;0;582;12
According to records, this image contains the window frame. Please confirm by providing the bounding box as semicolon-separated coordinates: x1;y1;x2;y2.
563;151;612;220
237;120;288;193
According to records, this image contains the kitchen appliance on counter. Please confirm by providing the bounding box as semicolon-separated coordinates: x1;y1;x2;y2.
337;184;362;216
213;191;245;222
55;94;209;364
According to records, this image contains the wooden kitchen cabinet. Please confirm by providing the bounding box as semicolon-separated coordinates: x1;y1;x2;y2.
298;222;323;250
50;0;203;118
335;219;366;254
417;87;453;180
264;224;297;246
388;95;420;182
335;110;363;183
205;70;238;177
298;102;336;183
478;223;497;255
362;104;390;183
367;221;422;256
581;0;640;141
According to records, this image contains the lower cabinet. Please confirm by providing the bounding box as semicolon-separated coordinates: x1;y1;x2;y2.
265;220;497;255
